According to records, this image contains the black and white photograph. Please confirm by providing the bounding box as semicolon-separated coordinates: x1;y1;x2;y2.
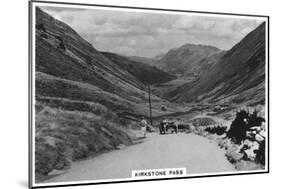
29;1;269;188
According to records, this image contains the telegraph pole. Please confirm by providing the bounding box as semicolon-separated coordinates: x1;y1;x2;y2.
201;102;203;116
148;85;153;125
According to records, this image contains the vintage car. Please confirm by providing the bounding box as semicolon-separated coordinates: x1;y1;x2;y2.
159;120;178;134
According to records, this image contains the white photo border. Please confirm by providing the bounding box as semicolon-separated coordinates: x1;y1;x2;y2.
28;0;270;188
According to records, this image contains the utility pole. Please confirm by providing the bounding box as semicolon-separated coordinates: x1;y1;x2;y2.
148;85;153;125
201;102;203;116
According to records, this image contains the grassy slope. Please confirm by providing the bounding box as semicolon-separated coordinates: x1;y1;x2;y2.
36;72;146;114
102;52;176;85
36;7;150;102
35;105;136;181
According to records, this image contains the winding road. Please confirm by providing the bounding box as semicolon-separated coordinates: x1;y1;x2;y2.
46;132;235;183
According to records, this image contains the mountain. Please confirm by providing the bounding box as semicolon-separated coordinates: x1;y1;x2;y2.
104;52;176;85
156;44;223;76
35;7;181;119
169;22;266;105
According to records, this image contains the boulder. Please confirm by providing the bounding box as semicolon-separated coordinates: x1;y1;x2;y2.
48;169;66;176
255;134;264;142
116;144;126;150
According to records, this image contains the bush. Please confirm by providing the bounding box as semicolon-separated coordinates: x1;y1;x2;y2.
227;110;248;143
205;125;227;135
227;109;265;144
188;117;216;127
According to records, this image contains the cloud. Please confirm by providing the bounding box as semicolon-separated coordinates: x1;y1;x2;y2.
40;6;263;57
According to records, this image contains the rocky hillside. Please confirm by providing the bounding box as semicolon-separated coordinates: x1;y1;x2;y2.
169;22;266;105
35;7;176;117
103;52;176;85
156;44;223;76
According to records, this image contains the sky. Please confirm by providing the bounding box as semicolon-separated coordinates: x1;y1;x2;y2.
40;6;263;58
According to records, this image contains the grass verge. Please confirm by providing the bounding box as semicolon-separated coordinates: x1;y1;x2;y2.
35;104;136;182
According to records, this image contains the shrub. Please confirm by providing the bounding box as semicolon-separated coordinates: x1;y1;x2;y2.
227;109;265;144
247;109;265;128
188;117;216;127
227;110;248;143
205;125;227;135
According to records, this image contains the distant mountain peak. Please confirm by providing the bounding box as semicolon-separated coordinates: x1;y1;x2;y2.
169;43;220;52
155;43;223;76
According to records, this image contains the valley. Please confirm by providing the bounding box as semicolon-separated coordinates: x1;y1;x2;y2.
34;6;267;184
